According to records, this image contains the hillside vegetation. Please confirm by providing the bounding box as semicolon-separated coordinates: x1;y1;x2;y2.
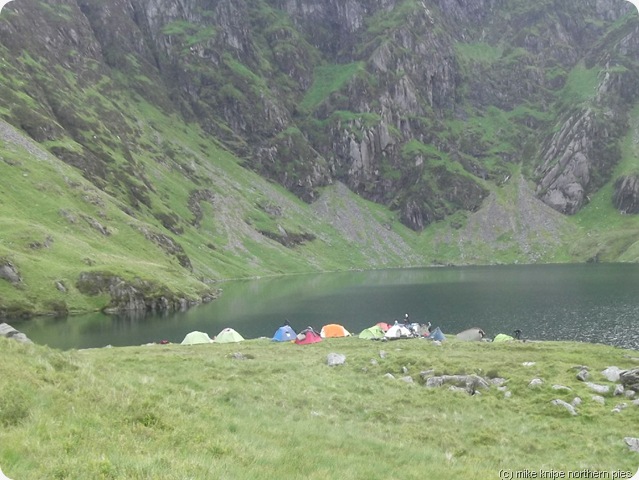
3;0;639;316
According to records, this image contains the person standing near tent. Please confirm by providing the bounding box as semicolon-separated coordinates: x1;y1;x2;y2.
404;313;417;337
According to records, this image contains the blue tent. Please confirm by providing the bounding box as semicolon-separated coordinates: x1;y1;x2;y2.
272;325;297;342
430;327;445;342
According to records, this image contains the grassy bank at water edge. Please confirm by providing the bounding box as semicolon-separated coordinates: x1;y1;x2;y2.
0;336;638;479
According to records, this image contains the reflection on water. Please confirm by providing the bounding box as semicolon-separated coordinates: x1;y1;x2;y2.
13;263;639;350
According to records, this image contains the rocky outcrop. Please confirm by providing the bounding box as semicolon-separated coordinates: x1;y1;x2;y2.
533;1;639;214
0;261;21;285
0;0;638;239
0;323;32;344
620;369;639;392
424;374;491;394
137;227;192;271
613;175;639;214
75;271;209;313
536;109;597;214
535;105;623;214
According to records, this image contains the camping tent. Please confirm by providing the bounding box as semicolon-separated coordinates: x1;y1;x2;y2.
429;327;445;342
214;328;245;344
272;325;296;342
456;327;485;342
493;333;515;343
376;322;392;332
181;331;213;345
320;324;351;338
384;324;413;339
359;325;385;339
295;327;322;345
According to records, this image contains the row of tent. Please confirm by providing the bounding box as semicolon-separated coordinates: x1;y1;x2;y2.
180;322;451;346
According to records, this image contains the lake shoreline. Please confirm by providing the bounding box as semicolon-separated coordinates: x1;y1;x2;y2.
11;263;639;351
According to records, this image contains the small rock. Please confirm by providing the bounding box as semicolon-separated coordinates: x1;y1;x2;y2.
379;350;387;359
432;340;442;346
400;376;414;384
592;395;606;405
504;391;512;399
571;397;582;407
551;399;577;415
585;382;610;395
384;373;396;380
613;385;625;396
497;386;508;392
426;377;444;388
625;437;639;453
402;366;409;374
552;385;572;392
370;359;378;366
625;390;636;399
423;374;490;395
620;369;639;391
522;362;536;367
611;403;628;413
55;281;67;293
528;378;544;388
327;353;346;366
490;377;507;386
419;369;435;380
229;352;247;360
601;366;622;382
448;386;467;394
576;369;590;382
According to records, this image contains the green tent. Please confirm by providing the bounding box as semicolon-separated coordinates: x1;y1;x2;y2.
214;327;245;344
359;325;385;339
493;333;515;343
181;331;213;345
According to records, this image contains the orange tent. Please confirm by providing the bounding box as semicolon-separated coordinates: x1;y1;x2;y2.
320;324;351;338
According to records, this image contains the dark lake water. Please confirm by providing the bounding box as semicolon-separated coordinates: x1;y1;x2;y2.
13;263;639;351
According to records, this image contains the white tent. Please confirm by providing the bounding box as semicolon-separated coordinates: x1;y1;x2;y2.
384;324;413;339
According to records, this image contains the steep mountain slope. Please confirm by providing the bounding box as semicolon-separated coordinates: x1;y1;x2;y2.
2;0;639;316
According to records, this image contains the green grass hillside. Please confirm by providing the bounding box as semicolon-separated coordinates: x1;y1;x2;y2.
0;337;637;478
3;0;639;318
0;103;429;317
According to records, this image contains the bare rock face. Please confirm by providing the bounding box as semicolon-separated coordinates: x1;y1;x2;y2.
535;110;596;215
75;271;201;314
613;175;639;214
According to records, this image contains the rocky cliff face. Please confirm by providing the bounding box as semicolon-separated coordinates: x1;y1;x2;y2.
0;0;638;232
534;17;639;214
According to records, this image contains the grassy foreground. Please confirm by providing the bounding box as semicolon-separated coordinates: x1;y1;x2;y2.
0;336;638;479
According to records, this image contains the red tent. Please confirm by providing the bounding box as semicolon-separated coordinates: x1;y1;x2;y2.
376;322;392;332
295;327;323;345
